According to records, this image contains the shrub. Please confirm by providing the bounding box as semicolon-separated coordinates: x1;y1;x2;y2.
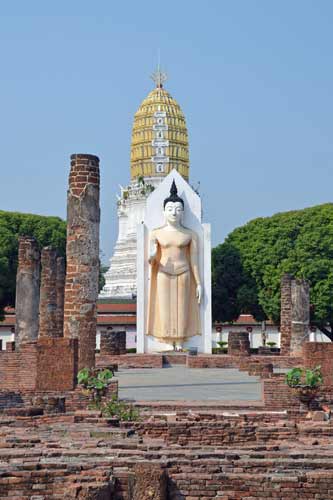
285;366;323;389
102;396;140;421
78;367;113;402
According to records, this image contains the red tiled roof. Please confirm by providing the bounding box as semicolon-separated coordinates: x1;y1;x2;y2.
97;303;136;313
1;307;269;329
98;315;136;325
0;316;15;327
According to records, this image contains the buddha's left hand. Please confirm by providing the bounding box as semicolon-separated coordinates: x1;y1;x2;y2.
196;284;202;304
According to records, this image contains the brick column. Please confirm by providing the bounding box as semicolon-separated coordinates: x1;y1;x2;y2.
290;278;310;356
228;331;250;356
132;464;167;500
39;247;58;338
100;329;126;355
280;274;292;355
280;274;310;356
15;236;40;347
118;330;126;354
56;256;65;336
63;154;100;370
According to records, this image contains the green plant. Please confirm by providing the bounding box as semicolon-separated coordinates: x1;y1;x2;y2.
217;341;228;349
266;341;277;348
285;366;323;409
102;396;140;421
285;366;323;389
78;368;113;402
285;367;303;388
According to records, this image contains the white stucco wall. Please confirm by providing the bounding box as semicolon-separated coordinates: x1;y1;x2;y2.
0;328;15;350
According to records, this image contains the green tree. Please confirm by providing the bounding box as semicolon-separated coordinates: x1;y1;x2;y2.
99;264;109;292
0;210;66;319
212;203;333;340
212;243;264;323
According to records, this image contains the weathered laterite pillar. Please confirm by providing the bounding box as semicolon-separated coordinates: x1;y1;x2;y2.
280;274;292;355
39;247;58;338
15;236;40;347
290;278;310;356
280;274;310;356
56;256;65;336
63;154;100;370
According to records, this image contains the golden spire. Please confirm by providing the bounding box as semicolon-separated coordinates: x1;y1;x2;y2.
130;71;190;181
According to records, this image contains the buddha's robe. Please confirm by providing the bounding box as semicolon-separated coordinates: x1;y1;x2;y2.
147;226;201;342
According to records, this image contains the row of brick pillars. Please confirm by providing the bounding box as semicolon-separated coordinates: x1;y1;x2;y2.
15;239;66;344
15;154;100;375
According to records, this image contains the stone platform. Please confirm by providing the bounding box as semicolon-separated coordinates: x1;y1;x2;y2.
116;366;261;401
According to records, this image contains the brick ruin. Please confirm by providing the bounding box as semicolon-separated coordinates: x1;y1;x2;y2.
15;235;40;347
1;157;333;499
0;153;100;394
280;273;310;356
100;328;126;356
39;246;59;338
63;154;100;370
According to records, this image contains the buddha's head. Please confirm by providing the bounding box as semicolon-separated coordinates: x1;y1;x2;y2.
163;180;184;225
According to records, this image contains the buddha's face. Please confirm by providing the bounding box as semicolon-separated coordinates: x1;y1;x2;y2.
164;201;184;225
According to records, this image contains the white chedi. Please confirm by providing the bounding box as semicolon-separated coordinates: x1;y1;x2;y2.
100;177;155;298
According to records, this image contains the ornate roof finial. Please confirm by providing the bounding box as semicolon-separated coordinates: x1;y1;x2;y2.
151;50;167;88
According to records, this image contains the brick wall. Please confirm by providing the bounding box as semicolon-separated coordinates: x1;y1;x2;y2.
0;342;38;391
36;338;78;391
186;354;302;370
96;353;163;369
263;373;333;410
303;342;333;385
163;354;187;365
0;339;78;392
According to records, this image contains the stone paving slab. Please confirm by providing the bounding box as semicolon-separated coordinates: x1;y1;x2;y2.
116;366;261;401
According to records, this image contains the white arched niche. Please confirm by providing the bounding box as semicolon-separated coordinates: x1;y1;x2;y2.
136;169;212;353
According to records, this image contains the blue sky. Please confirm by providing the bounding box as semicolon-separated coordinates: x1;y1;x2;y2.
1;1;333;263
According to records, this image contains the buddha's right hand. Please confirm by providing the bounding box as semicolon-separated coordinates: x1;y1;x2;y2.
148;239;158;263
